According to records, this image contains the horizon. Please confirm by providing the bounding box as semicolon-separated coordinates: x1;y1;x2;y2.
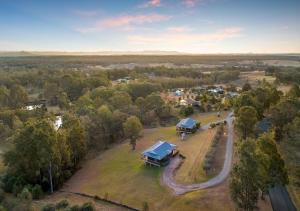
1;0;300;54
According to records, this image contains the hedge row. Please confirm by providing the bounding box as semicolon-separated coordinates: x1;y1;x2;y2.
203;126;224;172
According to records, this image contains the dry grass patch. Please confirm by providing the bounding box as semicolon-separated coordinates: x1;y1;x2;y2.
175;129;217;184
192;111;229;125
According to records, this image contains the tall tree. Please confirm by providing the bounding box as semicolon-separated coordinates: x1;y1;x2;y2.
4;119;59;192
123;116;142;150
230;140;260;211
256;133;289;196
236;106;258;139
62;113;87;167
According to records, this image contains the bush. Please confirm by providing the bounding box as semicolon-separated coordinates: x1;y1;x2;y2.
196;122;201;129
70;205;80;211
180;106;194;117
32;184;43;199
142;201;149;211
42;203;56;211
18;188;32;201
56;199;69;209
203;126;224;172
80;202;95;211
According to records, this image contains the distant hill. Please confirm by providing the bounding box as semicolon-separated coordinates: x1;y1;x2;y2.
0;51;185;57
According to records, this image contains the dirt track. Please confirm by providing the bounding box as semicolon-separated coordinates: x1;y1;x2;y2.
162;113;234;195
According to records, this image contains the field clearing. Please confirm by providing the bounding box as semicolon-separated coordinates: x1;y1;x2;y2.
33;192;129;211
239;71;275;85
175;129;216;184
60;112;232;210
191;111;229;125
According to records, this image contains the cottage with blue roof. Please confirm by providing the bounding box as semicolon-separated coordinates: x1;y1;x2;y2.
142;141;177;167
176;118;199;134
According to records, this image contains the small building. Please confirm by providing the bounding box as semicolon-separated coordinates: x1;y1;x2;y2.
175;90;183;96
176;118;198;133
142;141;177;167
227;91;239;98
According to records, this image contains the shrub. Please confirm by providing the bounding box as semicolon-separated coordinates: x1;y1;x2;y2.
70;205;80;211
18;188;32;201
203;126;224;172
196;122;201;129
32;184;43;199
42;203;56;211
142;201;149;211
80;202;95;211
180;106;194;117
56;199;69;209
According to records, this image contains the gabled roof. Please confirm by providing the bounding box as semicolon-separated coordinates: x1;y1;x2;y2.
143;141;176;160
176;118;196;129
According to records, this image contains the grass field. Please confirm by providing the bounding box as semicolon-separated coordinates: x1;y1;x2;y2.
33;192;130;211
175;129;216;184
239;71;276;85
191;111;229;125
60;112;229;210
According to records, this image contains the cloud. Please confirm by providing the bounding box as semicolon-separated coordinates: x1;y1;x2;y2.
128;27;243;45
182;0;198;7
76;14;171;33
167;26;192;33
149;0;161;7
73;10;99;17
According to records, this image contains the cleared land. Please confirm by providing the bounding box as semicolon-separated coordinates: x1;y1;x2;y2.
33;192;130;211
61;124;217;210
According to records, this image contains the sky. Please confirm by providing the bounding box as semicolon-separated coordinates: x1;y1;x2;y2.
0;0;300;53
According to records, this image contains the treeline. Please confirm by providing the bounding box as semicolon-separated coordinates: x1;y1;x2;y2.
3;113;86;194
265;66;300;85
230;81;300;210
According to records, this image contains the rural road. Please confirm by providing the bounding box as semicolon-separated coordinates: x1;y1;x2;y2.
162;112;234;195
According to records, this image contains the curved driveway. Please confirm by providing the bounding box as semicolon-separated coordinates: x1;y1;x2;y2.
162;113;234;195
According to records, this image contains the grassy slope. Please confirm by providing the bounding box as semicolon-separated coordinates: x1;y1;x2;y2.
62;113;229;210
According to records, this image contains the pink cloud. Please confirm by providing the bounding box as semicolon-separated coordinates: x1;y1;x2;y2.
183;0;198;7
149;0;161;7
76;14;171;33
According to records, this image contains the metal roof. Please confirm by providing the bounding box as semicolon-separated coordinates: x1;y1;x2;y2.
142;141;176;161
176;118;196;129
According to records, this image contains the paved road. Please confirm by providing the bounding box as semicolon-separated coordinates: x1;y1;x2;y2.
269;185;297;211
162;113;234;195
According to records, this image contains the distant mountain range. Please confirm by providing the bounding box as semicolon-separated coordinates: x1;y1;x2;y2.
0;51;299;57
0;51;187;57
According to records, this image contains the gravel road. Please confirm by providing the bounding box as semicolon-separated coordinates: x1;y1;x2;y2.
162;113;234;195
